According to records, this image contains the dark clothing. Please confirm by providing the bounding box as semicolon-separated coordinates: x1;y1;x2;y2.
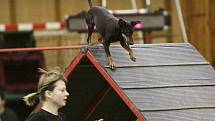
26;109;65;121
0;108;19;121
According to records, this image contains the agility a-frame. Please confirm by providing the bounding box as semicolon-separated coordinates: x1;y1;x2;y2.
63;49;146;121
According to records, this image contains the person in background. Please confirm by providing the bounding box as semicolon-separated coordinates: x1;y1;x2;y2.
0;88;20;121
23;68;103;121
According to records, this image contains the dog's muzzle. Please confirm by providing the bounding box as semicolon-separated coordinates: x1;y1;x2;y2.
122;34;134;45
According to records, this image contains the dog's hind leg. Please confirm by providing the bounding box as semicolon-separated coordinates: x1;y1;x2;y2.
120;40;136;62
85;16;95;44
86;24;94;44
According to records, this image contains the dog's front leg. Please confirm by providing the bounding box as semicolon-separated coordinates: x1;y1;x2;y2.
120;40;136;62
128;49;136;62
107;56;115;69
103;43;116;70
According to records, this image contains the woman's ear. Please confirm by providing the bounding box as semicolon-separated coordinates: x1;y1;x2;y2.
45;90;52;98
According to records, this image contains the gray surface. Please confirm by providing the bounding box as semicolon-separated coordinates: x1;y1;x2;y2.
106;65;215;88
124;86;215;111
89;43;206;66
89;43;215;121
143;109;215;121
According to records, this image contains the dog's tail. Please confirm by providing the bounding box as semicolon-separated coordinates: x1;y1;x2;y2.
88;0;93;8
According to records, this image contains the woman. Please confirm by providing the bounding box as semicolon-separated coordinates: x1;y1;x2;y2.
23;68;69;121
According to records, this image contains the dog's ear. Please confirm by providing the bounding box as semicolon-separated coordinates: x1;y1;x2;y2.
118;19;127;28
130;21;141;27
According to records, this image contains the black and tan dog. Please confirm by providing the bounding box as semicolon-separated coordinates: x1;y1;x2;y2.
85;0;139;69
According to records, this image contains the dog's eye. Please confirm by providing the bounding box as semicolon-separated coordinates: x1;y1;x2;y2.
128;29;133;34
131;30;134;33
126;29;131;33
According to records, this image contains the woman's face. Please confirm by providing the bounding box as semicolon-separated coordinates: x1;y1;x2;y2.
48;80;69;108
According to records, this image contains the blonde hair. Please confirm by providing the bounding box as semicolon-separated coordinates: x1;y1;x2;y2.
23;68;67;106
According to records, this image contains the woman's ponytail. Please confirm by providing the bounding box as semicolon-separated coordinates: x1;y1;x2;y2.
23;92;39;106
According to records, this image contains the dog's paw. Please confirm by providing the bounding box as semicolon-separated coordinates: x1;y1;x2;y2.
130;56;136;62
109;62;116;70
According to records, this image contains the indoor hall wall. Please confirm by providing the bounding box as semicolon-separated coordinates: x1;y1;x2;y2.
15;0;57;22
149;0;180;43
0;0;174;44
34;31;102;69
106;0;144;9
0;0;145;23
209;0;215;68
35;32;81;69
180;0;213;68
168;0;183;43
59;0;100;21
0;0;11;23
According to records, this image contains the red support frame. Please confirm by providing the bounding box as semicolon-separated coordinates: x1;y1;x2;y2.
63;50;146;121
86;51;146;121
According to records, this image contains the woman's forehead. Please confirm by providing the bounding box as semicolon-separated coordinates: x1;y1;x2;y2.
54;80;66;88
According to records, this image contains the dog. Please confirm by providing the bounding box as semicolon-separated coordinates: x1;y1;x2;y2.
85;0;139;69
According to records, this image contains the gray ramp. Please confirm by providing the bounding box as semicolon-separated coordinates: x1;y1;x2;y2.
89;43;215;121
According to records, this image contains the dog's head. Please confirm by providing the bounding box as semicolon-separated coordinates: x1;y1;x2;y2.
118;19;139;45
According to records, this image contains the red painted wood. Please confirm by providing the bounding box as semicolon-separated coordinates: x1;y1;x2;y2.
86;51;146;121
